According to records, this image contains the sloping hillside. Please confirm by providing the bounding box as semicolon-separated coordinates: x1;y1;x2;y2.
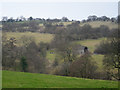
80;21;117;29
2;70;118;88
55;21;117;29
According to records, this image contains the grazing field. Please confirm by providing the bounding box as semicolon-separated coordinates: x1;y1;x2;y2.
74;38;105;53
38;21;117;29
92;54;104;72
5;32;54;44
57;21;117;29
58;22;72;26
5;32;105;51
46;51;56;61
5;32;105;53
1;21;118;29
80;21;117;29
2;70;118;88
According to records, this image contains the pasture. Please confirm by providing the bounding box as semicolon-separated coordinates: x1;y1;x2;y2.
74;38;105;53
38;21;118;29
2;70;118;88
80;21;117;29
5;32;54;44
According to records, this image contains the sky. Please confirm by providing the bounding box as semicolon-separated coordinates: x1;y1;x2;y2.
0;0;119;20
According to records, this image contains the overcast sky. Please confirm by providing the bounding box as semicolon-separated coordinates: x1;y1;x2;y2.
1;0;119;20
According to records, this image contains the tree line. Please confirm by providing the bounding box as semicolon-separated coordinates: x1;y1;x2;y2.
2;15;118;23
43;22;113;40
2;20;115;41
94;29;120;80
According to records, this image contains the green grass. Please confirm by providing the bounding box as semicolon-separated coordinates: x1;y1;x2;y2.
5;32;54;44
46;51;56;61
2;70;118;88
92;54;104;72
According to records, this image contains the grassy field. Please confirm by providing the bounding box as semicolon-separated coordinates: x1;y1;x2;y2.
38;21;117;29
2;70;118;88
58;22;72;26
5;32;104;52
74;38;105;53
59;21;117;29
5;31;105;53
1;21;118;29
80;21;117;29
5;32;105;53
5;32;54;44
92;54;104;72
46;51;56;61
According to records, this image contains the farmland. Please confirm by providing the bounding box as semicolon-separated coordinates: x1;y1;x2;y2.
38;21;118;29
5;32;105;53
4;32;105;71
5;32;54;44
73;38;106;53
80;21;118;29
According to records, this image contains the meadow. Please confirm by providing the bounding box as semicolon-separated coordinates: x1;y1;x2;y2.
74;38;105;53
80;21;118;29
5;32;105;52
5;32;54;44
2;70;118;88
39;21;118;29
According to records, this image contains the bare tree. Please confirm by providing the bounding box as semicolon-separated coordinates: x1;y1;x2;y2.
69;53;98;79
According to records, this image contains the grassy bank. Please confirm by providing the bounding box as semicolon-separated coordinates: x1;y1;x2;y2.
2;70;118;88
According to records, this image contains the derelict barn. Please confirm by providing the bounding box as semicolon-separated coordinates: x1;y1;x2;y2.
73;45;89;55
